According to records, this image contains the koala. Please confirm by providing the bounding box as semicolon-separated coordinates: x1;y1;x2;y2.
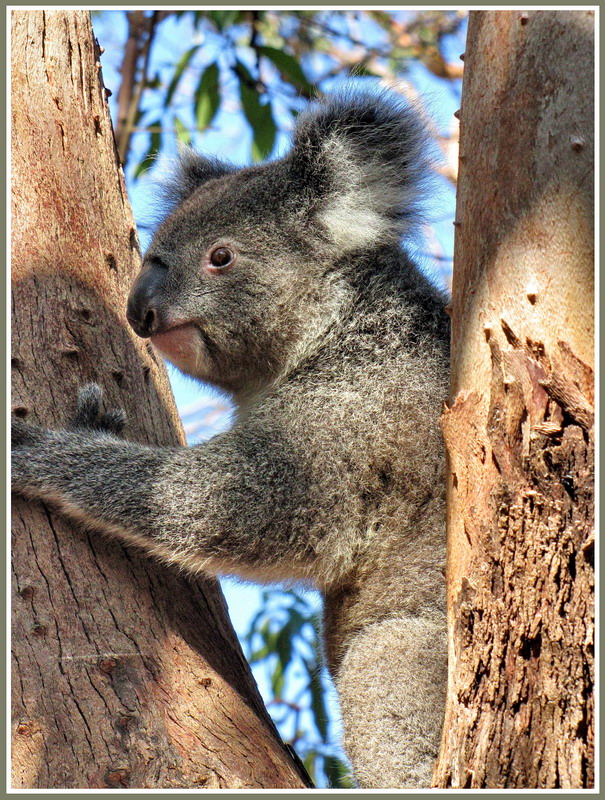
12;91;450;789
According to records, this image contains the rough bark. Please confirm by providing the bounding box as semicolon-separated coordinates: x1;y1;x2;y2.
433;11;594;789
11;10;310;789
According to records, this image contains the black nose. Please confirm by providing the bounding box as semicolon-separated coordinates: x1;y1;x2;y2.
126;303;158;338
126;260;167;338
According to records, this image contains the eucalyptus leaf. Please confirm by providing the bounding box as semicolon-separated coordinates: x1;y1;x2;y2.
303;752;317;784
324;756;355;789
271;660;285;697
275;624;293;670
173;116;191;146
305;658;329;740
248;645;271;662
194;62;220;131
164;45;200;108
209;9;241;31
258;46;314;92
284;607;308;636
235;60;276;161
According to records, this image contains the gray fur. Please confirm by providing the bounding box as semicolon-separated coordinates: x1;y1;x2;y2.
12;91;449;788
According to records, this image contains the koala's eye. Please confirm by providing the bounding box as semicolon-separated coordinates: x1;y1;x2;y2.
205;245;237;274
210;247;233;267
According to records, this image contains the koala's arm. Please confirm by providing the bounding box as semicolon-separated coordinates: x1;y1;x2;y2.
11;386;316;580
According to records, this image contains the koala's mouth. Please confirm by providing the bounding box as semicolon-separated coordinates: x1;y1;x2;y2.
150;323;210;370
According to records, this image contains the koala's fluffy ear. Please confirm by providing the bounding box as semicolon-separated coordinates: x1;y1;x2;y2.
163;147;235;207
288;91;430;251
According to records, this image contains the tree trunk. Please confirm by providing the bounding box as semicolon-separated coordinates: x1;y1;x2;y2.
434;10;594;789
11;10;310;790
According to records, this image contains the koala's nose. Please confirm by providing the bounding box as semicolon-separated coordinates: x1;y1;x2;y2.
127;303;158;338
126;260;167;338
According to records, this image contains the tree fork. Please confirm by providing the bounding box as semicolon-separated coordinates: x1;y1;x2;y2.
11;10;310;789
434;10;594;788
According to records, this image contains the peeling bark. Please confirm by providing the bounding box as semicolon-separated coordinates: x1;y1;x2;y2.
11;10;310;789
434;11;594;789
438;333;593;788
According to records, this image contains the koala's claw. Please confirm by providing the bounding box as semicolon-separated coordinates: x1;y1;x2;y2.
72;383;103;428
98;408;128;435
70;383;127;436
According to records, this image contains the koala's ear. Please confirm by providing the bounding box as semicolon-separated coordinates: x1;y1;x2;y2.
163;147;235;207
288;91;430;251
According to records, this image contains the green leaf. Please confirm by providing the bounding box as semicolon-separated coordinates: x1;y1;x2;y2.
305;658;329;740
209;10;241;31
275;624;293;671
248;645;271;662
174;116;191;146
194;62;220;131
324;756;355;789
235;61;275;161
303;752;317;784
164;45;200;108
146;73;162;90
243;606;269;643
250;112;276;163
133;119;162;179
271;659;285;697
234;59;255;88
284;608;308;637
257;46;314;92
257;618;273;643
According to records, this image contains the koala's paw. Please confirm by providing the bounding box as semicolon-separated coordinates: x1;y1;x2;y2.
69;383;127;436
11;416;53;494
11;416;47;448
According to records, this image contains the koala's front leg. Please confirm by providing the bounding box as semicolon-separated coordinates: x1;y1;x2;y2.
12;385;172;548
12;385;316;579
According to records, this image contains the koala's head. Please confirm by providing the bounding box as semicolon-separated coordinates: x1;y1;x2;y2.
127;91;428;397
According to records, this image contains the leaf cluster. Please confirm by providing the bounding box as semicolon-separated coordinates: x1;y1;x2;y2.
108;9;466;174
244;589;354;789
